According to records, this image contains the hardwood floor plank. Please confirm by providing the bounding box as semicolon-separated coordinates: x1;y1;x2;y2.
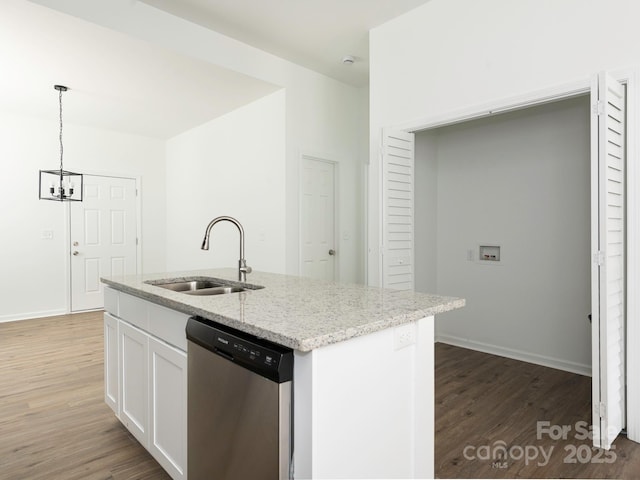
4;313;640;479
0;313;170;480
435;342;640;479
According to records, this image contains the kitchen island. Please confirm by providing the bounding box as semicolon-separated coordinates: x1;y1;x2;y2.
101;268;464;479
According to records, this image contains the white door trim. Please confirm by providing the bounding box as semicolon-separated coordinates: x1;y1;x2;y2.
299;152;340;282
65;172;142;313
394;78;591;133
623;68;640;444
387;70;640;445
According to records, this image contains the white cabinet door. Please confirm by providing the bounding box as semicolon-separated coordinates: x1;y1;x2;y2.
119;320;149;447
149;336;187;480
104;313;120;415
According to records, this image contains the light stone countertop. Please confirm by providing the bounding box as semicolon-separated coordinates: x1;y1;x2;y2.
101;268;465;351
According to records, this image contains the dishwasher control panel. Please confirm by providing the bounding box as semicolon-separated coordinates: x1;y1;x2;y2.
186;316;293;383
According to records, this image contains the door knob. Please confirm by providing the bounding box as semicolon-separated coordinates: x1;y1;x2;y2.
73;251;79;256
328;249;336;256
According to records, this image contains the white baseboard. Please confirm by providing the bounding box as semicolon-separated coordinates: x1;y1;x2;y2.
435;334;592;377
0;309;67;324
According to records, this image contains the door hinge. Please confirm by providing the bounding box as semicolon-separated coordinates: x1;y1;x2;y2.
593;251;605;266
596;402;607;419
592;100;604;116
136;238;139;246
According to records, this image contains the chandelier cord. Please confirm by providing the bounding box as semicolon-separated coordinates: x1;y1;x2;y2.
58;87;64;173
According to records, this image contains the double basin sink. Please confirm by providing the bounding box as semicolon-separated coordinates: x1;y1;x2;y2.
145;277;263;296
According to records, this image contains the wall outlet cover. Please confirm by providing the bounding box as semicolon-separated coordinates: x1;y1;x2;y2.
394;323;416;350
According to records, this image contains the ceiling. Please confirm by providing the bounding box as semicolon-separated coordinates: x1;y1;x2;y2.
3;0;430;139
140;0;431;87
1;0;279;138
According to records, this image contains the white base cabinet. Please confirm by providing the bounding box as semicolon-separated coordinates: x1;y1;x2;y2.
103;286;188;480
119;320;149;447
104;312;119;415
103;285;438;480
149;336;187;480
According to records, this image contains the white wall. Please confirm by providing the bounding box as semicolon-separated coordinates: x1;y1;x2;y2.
33;0;367;284
415;97;592;374
0;110;166;321
165;90;286;274
368;0;640;285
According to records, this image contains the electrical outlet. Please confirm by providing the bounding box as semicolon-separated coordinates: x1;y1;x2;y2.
394;323;416;350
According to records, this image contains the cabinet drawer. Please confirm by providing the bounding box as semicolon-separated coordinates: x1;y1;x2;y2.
119;291;149;331
148;303;189;351
104;286;119;317
105;288;187;353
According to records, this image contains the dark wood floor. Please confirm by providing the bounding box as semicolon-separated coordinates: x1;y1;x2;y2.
3;313;640;479
435;343;640;479
0;312;170;480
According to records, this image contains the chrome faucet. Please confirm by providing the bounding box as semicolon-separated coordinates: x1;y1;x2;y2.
201;216;252;282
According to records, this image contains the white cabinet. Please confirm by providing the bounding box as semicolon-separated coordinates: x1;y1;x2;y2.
149;336;187;480
119;320;149;447
104;313;119;415
103;286;188;480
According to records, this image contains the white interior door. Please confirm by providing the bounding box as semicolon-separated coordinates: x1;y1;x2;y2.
591;72;626;449
382;129;415;290
300;157;336;281
70;175;137;311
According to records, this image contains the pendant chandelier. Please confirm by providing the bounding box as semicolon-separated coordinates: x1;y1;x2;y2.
39;85;83;202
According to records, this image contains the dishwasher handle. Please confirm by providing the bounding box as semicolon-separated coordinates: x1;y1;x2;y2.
213;347;234;362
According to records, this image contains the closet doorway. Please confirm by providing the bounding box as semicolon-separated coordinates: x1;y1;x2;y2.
378;70;640;448
414;96;592;377
380;73;631;449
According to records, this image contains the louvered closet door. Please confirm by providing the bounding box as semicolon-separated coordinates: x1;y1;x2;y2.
382;129;415;290
591;72;626;449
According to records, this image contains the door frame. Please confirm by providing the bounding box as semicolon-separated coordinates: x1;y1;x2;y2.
298;152;340;282
65;172;142;312
387;68;640;444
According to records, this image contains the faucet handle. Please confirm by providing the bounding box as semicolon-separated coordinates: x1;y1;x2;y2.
239;259;252;281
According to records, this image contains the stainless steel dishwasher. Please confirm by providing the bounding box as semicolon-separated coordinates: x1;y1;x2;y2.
186;316;294;480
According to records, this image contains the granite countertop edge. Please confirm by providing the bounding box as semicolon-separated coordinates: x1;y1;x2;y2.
101;270;465;352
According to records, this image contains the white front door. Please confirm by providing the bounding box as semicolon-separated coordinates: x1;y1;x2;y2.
591;72;626;449
300;157;336;281
70;175;137;311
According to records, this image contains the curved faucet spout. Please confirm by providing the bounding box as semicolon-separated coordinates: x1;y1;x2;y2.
201;216;251;282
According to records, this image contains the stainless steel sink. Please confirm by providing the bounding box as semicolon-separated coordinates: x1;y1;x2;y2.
152;280;225;292
184;286;246;296
145;277;263;296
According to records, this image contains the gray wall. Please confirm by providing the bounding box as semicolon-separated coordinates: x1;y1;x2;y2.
415;130;438;294
415;96;592;374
